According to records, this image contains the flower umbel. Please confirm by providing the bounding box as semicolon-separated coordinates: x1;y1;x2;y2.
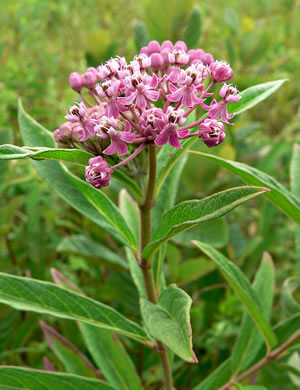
55;40;241;189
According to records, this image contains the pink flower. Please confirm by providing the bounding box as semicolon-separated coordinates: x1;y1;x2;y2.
85;156;112;189
94;116;117;139
155;108;187;148
219;83;241;103
166;64;207;107
119;73;160;109
103;121;136;156
209;61;233;83
65;102;97;141
199;119;225;147
203;83;241;124
96;79;127;118
139;108;167;137
54;122;72;144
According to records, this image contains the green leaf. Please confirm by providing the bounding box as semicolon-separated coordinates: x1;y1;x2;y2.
133;20;148;51
184;6;201;48
80;324;143;390
231;252;275;374
112;168;143;202
194;314;300;390
192;241;277;349
18;100;137;249
0;272;148;343
143;186;268;259
281;278;300;316
119;189;140;248
227;79;287;115
171;219;229;249
57;235;128;269
189;151;300;225
193;358;232;390
290;144;300;271
153;148;188;232
126;248;147;299
140;284;197;362
0;144;93;166
0;367;114;390
233;385;268;390
155;137;197;198
175;257;216;286
50;268;143;390
41;321;99;378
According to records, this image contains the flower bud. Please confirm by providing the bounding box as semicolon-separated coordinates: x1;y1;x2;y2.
147;40;161;54
150;53;164;68
85;156;112;189
161;40;173;50
174;40;188;52
53;122;72;143
199;119;225;147
82;71;98;88
69;72;83;92
209;61;233;82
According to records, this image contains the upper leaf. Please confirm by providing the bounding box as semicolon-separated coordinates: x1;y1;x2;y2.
192;241;277;349
41;321;100;378
80;324;144;390
189;151;300;225
0;144;93;165
0;272;148;344
140;284;197;362
0;367;114;390
231;252;275;374
143;186;268;259
227;79;287;115
18;100;137;249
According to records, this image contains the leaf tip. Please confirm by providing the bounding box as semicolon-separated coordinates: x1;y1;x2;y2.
192;350;199;363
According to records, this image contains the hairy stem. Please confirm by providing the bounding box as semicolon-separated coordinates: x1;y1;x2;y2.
139;144;175;390
218;330;300;390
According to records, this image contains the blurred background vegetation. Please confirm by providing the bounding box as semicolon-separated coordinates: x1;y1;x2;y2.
0;0;300;388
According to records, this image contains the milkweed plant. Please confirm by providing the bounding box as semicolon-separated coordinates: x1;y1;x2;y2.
0;39;299;390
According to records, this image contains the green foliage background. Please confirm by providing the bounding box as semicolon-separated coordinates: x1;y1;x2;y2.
0;0;300;388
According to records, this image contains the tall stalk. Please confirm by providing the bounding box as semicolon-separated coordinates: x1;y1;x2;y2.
139;144;174;390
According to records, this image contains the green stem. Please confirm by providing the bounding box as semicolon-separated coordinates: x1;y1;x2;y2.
139;144;175;390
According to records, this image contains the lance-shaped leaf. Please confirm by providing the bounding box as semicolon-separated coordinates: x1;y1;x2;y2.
0;144;93;165
140;284;197;362
227;79;287;115
18;100;137;249
119;189;140;247
155;137;197;198
233;385;268;390
0;367;114;390
80;324;144;390
281;278;300;317
189;151;300;225
0;272;148;344
290;144;300;269
51;268;143;390
41;321;100;378
126;248;147;299
231;252;275;374
143;186;268;259
192;241;277;349
57;235;128;269
193;358;232;390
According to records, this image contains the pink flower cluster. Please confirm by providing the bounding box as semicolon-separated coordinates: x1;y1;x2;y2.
54;40;241;189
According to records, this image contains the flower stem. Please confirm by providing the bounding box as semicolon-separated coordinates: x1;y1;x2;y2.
139;144;175;390
218;330;300;390
111;143;146;169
